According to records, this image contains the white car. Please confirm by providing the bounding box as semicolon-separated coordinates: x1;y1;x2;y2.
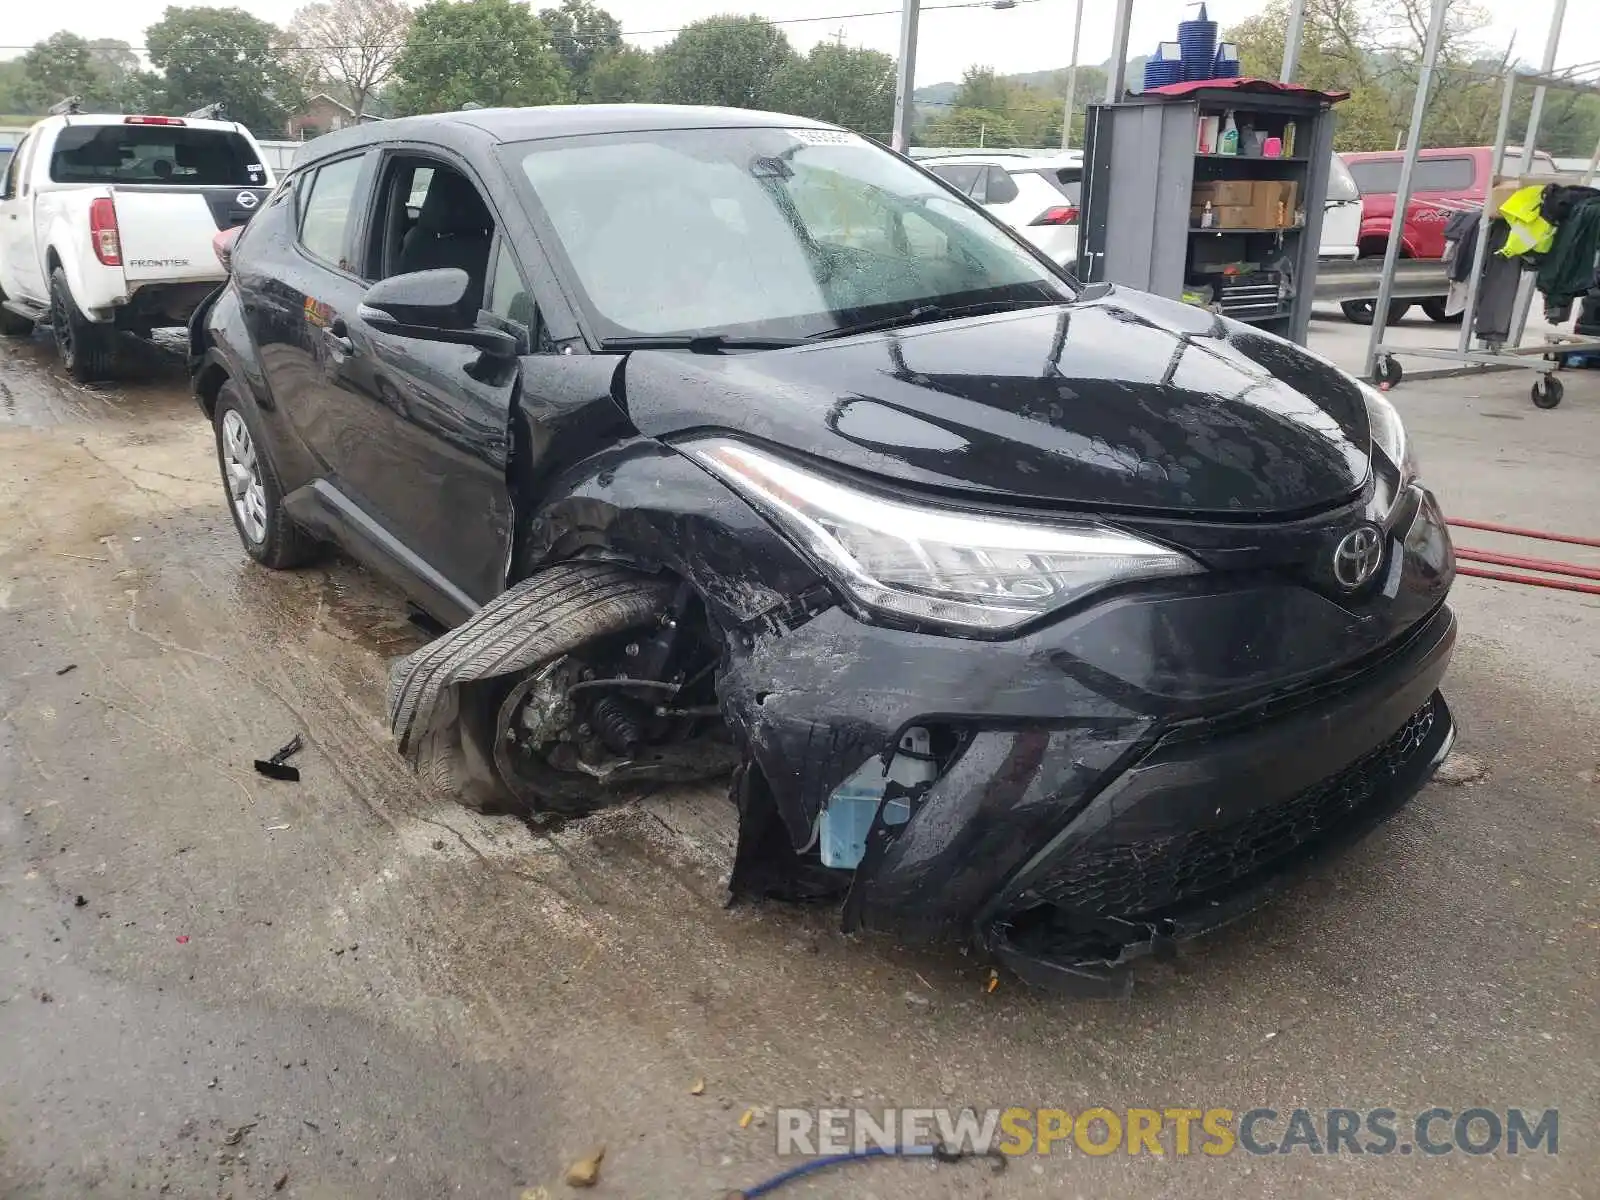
1320;152;1361;260
0;108;274;381
921;151;1083;268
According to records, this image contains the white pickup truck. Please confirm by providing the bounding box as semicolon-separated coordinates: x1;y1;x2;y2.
0;111;274;381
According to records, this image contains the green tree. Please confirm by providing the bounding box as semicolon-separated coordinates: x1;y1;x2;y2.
584;46;658;104
921;107;1019;149
0;60;29;115
1227;0;1502;152
538;0;622;99
286;0;412;118
20;33;108;109
146;7;302;135
774;43;895;135
952;65;1011;113
392;0;569;114
655;15;794;110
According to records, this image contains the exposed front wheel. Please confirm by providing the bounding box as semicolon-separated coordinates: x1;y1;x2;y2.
49;267;115;383
211;382;319;568
390;563;736;816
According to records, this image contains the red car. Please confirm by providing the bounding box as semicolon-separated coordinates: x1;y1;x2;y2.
1340;145;1559;324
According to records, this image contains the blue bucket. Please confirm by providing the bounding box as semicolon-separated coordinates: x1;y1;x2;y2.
1179;4;1218;81
1144;59;1183;89
1213;41;1240;79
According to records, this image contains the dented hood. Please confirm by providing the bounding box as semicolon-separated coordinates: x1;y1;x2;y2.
621;291;1373;517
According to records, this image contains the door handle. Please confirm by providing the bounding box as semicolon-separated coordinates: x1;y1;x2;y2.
325;317;354;355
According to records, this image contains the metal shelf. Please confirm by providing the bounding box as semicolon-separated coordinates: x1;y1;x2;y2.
1190;225;1304;235
1195;153;1309;162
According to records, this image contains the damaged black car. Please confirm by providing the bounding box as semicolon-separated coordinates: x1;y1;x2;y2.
190;105;1456;993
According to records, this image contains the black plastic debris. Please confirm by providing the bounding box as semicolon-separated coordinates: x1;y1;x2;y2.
56;664;77;676
254;733;305;782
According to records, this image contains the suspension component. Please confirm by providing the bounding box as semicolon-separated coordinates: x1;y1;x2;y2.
590;694;646;754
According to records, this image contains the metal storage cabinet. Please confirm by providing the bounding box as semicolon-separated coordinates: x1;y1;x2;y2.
1076;87;1338;346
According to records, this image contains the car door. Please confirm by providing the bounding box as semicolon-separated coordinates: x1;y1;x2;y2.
325;152;521;606
0;132;40;304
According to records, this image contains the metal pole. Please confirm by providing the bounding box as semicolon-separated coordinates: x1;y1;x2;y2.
1517;0;1567;173
1280;0;1308;84
1457;69;1517;355
1105;0;1134;104
1505;0;1567;347
1364;0;1450;380
1061;0;1085;150
891;0;920;153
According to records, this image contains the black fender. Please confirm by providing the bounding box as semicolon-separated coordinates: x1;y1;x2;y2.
190;285;322;502
520;438;859;849
519;437;828;633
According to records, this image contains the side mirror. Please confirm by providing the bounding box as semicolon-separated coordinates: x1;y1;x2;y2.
1075;281;1114;302
358;268;517;358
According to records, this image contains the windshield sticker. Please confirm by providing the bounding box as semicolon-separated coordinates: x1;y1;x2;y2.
789;129;861;147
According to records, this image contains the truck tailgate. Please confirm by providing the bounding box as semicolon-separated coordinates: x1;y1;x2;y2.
113;186;268;286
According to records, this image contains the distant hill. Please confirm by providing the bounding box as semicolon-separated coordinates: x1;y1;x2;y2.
915;57;1147;107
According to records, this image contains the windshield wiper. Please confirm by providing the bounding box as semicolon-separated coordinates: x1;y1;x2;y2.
599;334;804;354
808;298;1063;341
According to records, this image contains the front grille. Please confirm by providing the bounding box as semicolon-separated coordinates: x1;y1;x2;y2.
1029;699;1441;917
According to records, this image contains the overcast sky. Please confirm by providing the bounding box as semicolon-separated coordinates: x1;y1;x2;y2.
2;0;1593;90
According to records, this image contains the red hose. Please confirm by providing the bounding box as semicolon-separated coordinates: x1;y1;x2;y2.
1447;517;1600;550
1456;565;1600;595
1455;548;1600;582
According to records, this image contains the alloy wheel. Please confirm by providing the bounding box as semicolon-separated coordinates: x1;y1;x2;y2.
221;409;268;544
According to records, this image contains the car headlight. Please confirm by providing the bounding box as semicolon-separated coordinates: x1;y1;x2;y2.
685;439;1199;635
1361;381;1418;483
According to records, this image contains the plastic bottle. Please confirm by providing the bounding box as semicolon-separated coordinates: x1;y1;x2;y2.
1219;110;1239;155
817;727;937;869
1201;200;1215;228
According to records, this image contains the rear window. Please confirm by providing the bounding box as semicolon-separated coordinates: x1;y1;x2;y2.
1346;156;1475;195
1327;154;1360;201
50;124;267;187
927;163;983;196
1020;167;1081;203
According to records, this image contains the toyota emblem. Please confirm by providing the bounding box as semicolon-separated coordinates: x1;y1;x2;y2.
237;190;259;209
1332;525;1384;590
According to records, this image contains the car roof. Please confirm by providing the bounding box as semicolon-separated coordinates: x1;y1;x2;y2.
1342;145;1550;162
295;104;839;167
32;114;251;136
921;151;1082;171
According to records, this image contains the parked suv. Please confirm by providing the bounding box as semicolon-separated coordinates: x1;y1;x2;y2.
0;109;273;380
1340;145;1559;324
921;151;1083;267
192;105;1455;992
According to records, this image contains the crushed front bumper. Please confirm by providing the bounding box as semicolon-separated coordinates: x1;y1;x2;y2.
718;486;1457;992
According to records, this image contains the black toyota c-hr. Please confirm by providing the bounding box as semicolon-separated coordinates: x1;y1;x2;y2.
190;104;1456;993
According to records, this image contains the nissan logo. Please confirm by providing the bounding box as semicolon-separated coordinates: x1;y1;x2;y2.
236;190;259;209
1332;525;1384;590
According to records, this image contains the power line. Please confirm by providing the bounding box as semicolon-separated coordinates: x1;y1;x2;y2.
0;0;1047;55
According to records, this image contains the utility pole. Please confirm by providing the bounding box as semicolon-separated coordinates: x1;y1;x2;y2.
1105;0;1134;104
891;0;921;152
1280;0;1307;83
1060;0;1085;150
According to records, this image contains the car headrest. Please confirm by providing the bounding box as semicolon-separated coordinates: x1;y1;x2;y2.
416;171;491;237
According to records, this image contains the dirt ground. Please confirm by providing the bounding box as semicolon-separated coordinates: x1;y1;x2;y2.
1;324;1597;1200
